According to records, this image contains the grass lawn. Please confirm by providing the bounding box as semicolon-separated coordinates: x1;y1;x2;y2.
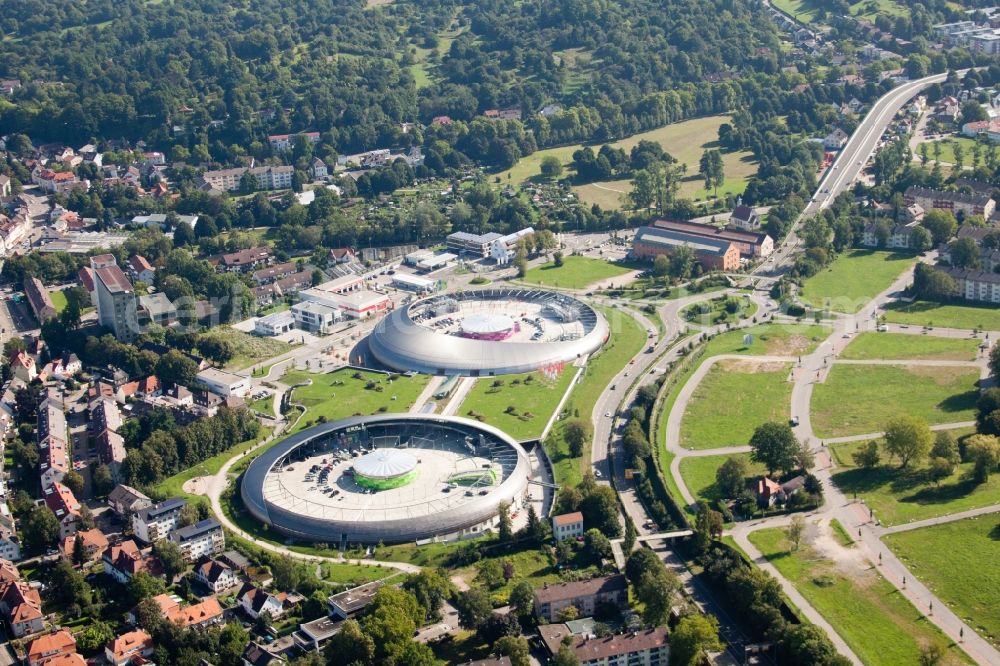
200;327;293;371
521;256;633;289
282;368;431;432
886;517;1000;645
770;0;822;22
749;528;970;666
829;435;1000;526
49;289;68;313
318;561;395;586
800;250;918;314
498;115;757;202
549;306;645;484
680;360;792;450
459;368;575;441
679;452;767;505
920;136;979;166
812;364;979;438
703;323;830;357
840;332;980;361
453;545;596;603
883;300;1000;331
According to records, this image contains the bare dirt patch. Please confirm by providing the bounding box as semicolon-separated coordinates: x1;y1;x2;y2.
182;476;212;496
766;334;813;356
811;518;870;579
720;359;787;373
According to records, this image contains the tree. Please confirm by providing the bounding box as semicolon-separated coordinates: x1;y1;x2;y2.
155;350;199;387
990;344;1000;379
153;540;185;582
966;434;1000;483
455;587;493;630
918;642;945;666
72;534;86;567
749;422;799;476
668;246;695;280
21;505;60;554
652;254;670;278
476;559;505;590
852;440;881;469
498;501;513;542
950;237;981;269
921;209;957;246
128;571;166;605
636;569;680;626
271;556;304;591
557;605;579;622
786;515;806;551
623;518;637;554
583;528;613;561
76;620;115;653
496;636;530;666
553;644;581;666
563;419;593;458
325;619;374;666
540;156;563;180
960;100;988;126
699;149;725;196
928;456;954;485
478;611;521;643
514;246;528;278
625;547;662;587
669;614;722;666
508;580;534;618
579;483;622;538
931;431;959;465
91;464;114;497
63;469;85;497
912;264;956;301
362;587;424;664
715;456;749;499
883;416;932;468
520;503;550;543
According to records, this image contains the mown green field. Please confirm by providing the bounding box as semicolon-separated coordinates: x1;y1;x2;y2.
811;364;980;438
840;333;980;362
883;300;1000;331
459;368;576;440
521;256;634;289
749;528;970;666
886;517;1000;646
801;250;918;314
680;360;792;450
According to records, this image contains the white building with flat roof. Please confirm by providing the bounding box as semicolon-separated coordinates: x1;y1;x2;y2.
392;273;435;293
416;253;457;272
255;311;295;336
196;368;251;398
291;301;342;334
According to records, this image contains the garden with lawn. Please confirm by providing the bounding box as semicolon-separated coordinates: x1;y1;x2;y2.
282;367;431;431
680;360;792;450
459;368;576;441
748;528;970;666
828;433;1000;526
882;300;1000;331
521;255;634;289
811;364;980;438
800;250;918;314
679;452;766;505
885;516;1000;646
840;333;980;362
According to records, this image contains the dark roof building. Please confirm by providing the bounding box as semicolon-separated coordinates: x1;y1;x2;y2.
632;226;740;271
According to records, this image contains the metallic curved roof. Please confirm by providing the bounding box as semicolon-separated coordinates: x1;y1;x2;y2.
354;449;417;479
368;289;609;375
240;414;530;544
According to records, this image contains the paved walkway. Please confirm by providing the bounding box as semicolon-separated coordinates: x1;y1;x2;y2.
878;502;1000;535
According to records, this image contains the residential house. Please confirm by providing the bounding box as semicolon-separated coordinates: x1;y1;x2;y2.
169;518;225;562
532;575;628;622
27;630;76;666
138;293;177;326
552;512;585;542
0;518;21;561
861;221;923;250
242;643;285;666
214;246;273;273
328;247;356;264
309;157;328;180
200;166;293;193
38;393;69;489
128;255;156;283
108;485;152;518
33;169;81;194
538;624;669;666
92;397;126;480
729;203;762;230
823;128;849;150
755;476;805;507
11;350;37;382
104;630;154;666
292;617;343;653
132;498;186;543
91;255;139;342
905;186;996;218
220;551;251;571
166;597;225;629
238;583;286;621
252;262;297;285
631;226;740;271
196;560;238;594
0;580;44;637
61;528;109;564
102;540;162;584
37;655;85;666
942;266;1000;303
116;376;161;402
43;482;80;539
24;277;57;323
38;354;82;382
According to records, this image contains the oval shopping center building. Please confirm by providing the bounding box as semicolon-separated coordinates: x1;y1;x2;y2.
241;414;531;544
367;288;609;376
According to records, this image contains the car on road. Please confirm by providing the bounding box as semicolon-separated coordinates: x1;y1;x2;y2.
877;325;888;332
594;469;602;478
605;412;612;418
790;416;800;427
